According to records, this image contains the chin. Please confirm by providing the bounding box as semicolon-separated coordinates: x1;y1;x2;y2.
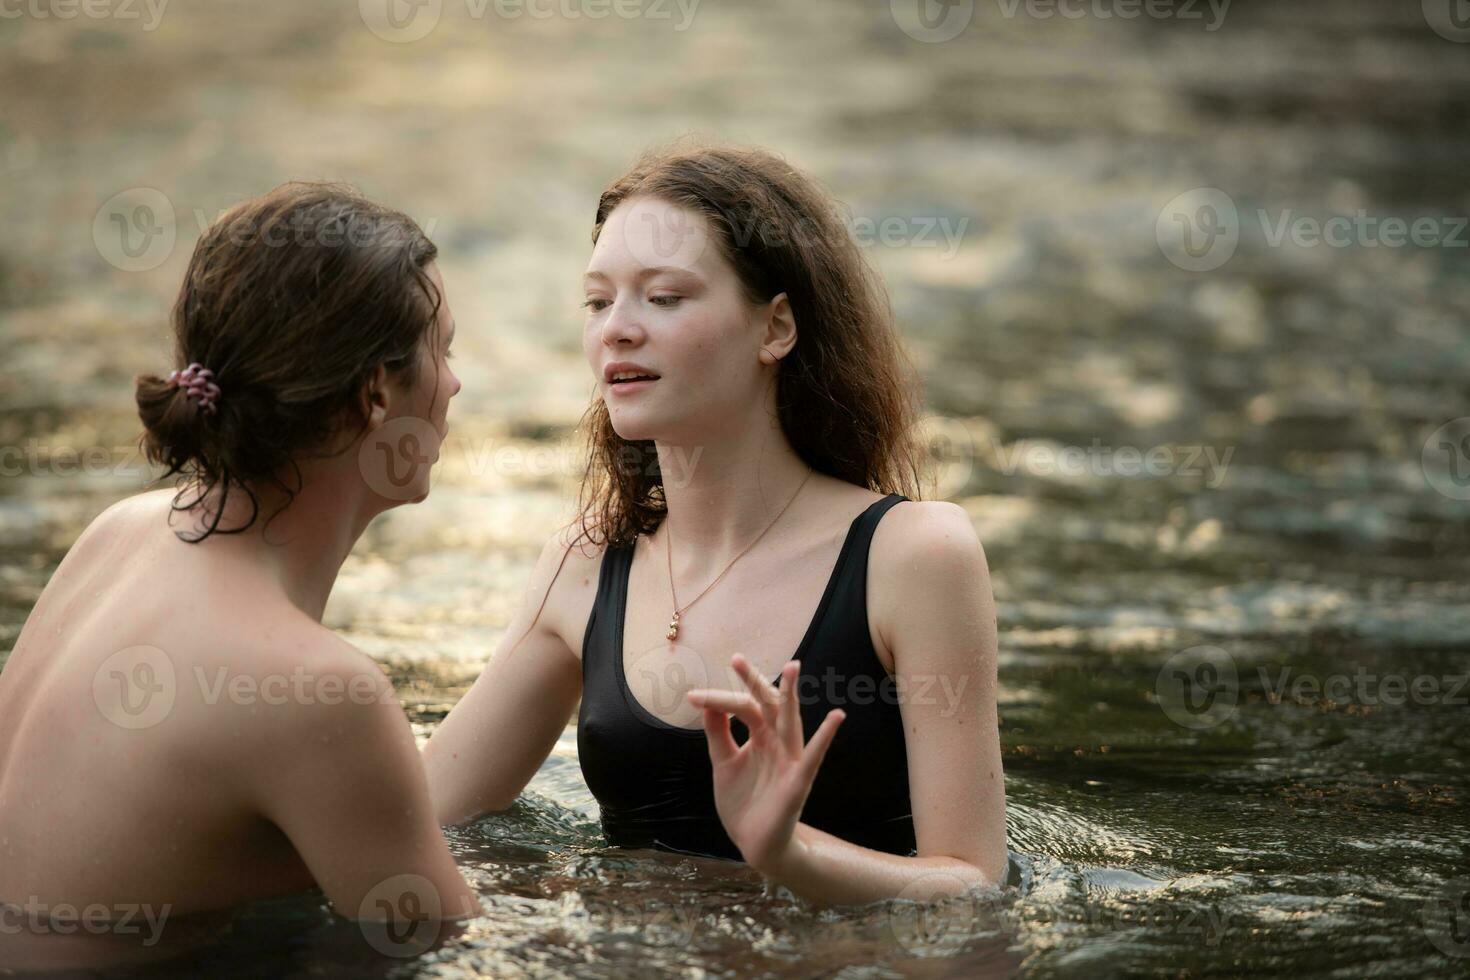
606;409;661;443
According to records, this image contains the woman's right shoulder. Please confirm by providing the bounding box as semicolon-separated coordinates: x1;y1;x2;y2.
540;521;611;570
526;523;615;658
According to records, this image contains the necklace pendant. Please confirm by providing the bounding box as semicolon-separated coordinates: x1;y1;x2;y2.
666;611;680;641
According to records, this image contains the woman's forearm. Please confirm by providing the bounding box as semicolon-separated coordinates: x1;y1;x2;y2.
752;822;996;908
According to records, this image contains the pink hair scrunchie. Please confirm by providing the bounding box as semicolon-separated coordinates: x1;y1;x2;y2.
166;362;222;416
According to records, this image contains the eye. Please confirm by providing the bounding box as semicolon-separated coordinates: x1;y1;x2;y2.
583;298;610;312
650;295;682;307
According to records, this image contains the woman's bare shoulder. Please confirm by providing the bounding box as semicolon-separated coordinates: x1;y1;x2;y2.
865;498;990;670
870;498;982;567
43;489;178;584
868;500;988;613
527;522;612;661
80;487;176;536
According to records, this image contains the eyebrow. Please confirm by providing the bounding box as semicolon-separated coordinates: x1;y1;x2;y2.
582;266;697;284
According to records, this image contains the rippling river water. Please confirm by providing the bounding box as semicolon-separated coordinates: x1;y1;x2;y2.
2;1;1468;976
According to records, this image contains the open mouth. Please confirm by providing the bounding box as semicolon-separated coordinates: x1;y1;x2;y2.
609;374;660;385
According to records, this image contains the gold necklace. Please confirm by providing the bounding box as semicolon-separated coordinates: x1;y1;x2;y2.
664;467;815;642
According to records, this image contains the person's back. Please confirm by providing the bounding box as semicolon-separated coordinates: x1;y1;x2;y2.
0;182;478;968
5;492;260;910
1;491;339;914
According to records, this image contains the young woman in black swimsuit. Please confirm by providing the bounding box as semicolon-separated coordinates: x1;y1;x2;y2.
425;142;1007;906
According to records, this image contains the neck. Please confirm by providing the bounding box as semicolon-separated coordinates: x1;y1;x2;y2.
178;462;380;622
653;410;813;565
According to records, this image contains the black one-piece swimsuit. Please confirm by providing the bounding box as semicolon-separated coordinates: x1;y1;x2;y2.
576;493;917;861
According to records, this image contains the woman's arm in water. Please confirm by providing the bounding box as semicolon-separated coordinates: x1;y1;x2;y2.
688;500;1007;907
244;637;480;923
422;529;586;826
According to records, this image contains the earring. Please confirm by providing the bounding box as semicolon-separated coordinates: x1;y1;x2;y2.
759;347;777;365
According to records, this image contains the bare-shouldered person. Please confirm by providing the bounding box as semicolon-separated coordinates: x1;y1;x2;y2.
0;183;478;969
425;142;1007;908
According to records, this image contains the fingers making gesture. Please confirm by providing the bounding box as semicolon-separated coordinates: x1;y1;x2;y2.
685;653;845;873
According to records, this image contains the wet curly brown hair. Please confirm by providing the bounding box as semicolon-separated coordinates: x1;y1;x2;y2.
572;141;928;549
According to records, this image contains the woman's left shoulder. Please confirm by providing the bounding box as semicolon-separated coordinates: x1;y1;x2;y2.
867;499;994;671
873;498;986;570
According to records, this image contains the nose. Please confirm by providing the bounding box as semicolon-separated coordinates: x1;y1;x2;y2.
600;298;646;348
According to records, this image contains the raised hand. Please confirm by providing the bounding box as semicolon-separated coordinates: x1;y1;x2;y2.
685;653;845;873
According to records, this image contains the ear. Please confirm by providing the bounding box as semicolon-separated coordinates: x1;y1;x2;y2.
760;292;798;360
358;362;392;431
